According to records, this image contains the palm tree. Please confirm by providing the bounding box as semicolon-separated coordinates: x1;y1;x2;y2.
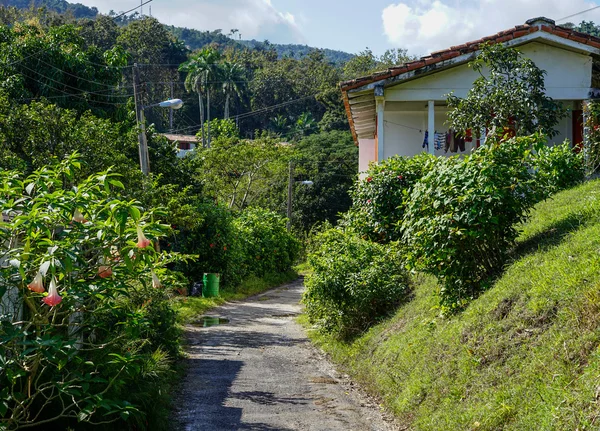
179;47;221;147
220;61;246;120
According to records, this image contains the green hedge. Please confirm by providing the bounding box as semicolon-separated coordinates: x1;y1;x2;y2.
303;227;409;338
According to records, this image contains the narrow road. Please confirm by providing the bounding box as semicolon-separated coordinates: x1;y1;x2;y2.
172;278;398;431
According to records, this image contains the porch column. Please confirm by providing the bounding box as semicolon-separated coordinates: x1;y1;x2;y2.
375;85;385;163
427;100;435;155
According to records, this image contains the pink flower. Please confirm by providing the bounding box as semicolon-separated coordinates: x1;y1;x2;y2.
151;270;161;289
398;175;404;180
27;272;45;293
43;277;62;307
72;209;86;223
136;226;151;248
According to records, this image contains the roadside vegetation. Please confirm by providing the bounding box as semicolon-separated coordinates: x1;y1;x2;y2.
0;7;358;431
306;179;600;430
301;43;599;430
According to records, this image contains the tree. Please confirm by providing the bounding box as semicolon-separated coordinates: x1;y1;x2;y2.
291;131;358;231
179;47;221;146
220;60;245;119
447;43;565;139
191;133;292;211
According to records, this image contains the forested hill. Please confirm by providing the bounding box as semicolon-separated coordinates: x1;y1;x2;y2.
1;0;354;63
1;0;97;18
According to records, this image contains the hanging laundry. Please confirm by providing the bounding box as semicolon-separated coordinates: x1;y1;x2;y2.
422;130;429;149
445;130;453;153
434;132;446;151
455;131;466;152
465;129;473;143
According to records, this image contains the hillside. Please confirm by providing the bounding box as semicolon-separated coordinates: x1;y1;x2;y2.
307;179;600;430
0;0;354;63
1;0;97;18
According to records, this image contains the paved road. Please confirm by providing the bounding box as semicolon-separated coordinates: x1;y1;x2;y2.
172;278;398;431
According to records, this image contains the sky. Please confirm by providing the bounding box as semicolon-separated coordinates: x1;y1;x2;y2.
76;0;600;57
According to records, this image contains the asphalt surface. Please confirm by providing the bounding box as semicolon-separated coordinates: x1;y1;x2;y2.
172;278;398;431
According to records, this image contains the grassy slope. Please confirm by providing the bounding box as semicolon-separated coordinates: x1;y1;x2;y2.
307;180;600;430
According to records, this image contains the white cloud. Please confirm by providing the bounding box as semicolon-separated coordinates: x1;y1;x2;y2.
76;0;304;44
382;0;600;56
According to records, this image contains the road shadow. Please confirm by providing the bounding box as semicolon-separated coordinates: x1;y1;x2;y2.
173;358;300;430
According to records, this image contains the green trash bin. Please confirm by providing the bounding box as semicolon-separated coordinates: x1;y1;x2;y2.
202;273;220;298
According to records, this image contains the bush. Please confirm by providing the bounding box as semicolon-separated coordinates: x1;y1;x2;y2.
303;227;409;338
234;208;300;277
0;155;182;430
345;154;436;243
532;141;585;194
402;136;542;313
173;202;246;289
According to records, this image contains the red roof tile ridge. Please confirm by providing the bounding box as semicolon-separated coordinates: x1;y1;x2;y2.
340;17;600;92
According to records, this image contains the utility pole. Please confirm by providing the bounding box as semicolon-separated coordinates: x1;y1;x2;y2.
286;161;294;231
169;80;174;131
133;63;150;175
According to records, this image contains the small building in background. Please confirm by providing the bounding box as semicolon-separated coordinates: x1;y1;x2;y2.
161;133;198;158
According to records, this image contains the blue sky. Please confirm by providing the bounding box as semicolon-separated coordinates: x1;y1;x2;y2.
78;0;600;57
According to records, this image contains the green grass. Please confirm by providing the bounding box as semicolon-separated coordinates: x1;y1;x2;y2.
172;270;298;323
306;180;600;431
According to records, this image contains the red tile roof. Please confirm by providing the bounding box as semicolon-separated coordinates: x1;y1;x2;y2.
161;133;198;143
341;18;600;92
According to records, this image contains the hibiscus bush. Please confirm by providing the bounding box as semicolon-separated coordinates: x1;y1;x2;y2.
532;141;585;194
0;155;182;430
303;227;409;338
345;154;436;243
402;136;543;313
233;208;300;278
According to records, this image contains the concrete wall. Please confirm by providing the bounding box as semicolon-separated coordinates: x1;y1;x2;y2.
383;106;473;158
358;138;376;174
385;42;592;102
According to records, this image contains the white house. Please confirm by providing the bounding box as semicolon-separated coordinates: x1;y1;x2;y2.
341;17;600;172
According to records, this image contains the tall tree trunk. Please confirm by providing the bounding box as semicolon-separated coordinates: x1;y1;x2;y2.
224;93;230;120
207;86;211;147
198;86;205;147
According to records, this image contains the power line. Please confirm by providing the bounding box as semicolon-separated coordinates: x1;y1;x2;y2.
112;0;153;20
32;57;129;89
556;5;600;22
19;63;129;100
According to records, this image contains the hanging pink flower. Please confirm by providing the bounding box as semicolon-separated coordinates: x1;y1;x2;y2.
151;270;161;289
72;209;86;223
27;272;45;293
136;226;151;248
43;277;62;307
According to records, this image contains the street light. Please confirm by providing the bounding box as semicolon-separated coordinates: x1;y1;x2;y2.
286;162;313;231
135;99;184;175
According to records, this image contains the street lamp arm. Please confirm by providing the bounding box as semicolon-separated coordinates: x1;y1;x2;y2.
142;99;184;110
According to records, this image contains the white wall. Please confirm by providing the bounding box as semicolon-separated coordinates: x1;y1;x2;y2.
383;106;472;158
358;138;376;174
385;42;592;103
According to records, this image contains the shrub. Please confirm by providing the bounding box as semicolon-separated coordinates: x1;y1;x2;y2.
0;155;183;430
173;202;246;289
303;227;409;338
402;136;542;313
234;208;300;277
532;141;585;194
345;154;436;243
